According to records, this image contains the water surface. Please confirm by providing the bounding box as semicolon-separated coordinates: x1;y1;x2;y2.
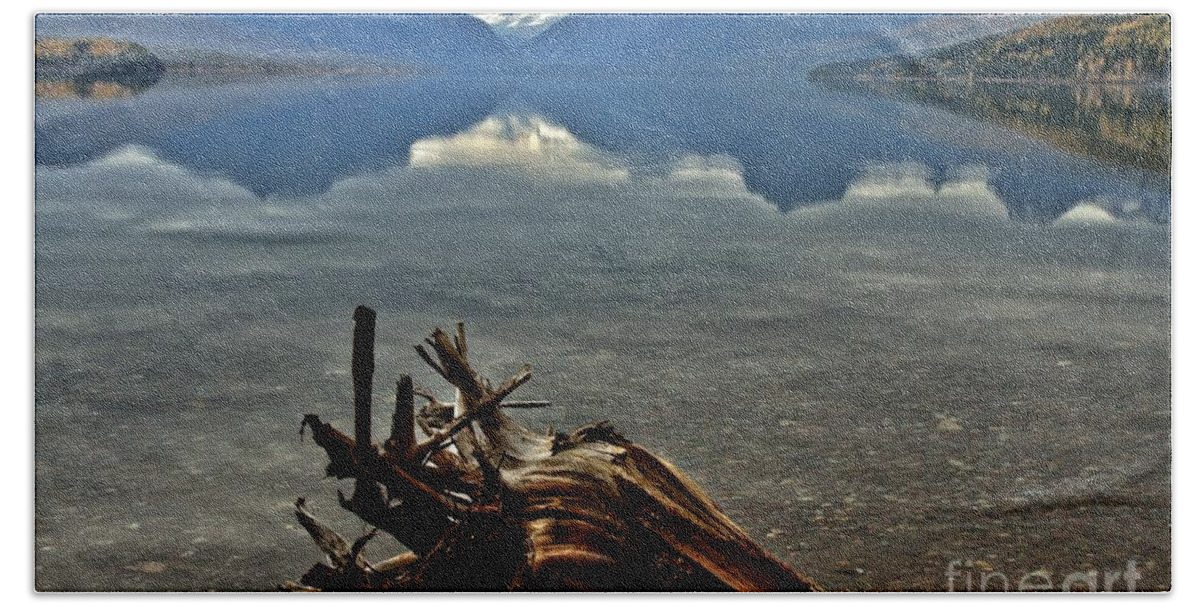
35;66;1170;590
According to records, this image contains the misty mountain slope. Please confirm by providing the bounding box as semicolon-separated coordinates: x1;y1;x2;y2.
882;14;1050;54
36;13;1051;73
523;14;916;68
519;13;1049;69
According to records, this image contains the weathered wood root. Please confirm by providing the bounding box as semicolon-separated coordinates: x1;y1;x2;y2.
283;307;819;591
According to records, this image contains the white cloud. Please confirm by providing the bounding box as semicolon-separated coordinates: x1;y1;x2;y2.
666;154;746;188
403;115;773;206
88;145;165;168
935;165;1009;218
1054;202;1118;226
660;154;770;206
36;145;258;222
841;162;938;200
408;115;631;184
799;162;1009;220
37;115;776;241
35;145;345;244
38;137;1029;234
472;13;564;29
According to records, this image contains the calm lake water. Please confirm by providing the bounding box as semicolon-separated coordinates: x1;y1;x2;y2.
35;65;1170;590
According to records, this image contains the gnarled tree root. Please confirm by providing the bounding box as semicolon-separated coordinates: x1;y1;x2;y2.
283;307;819;591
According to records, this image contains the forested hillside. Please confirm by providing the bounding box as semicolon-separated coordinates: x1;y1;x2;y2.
812;14;1170;83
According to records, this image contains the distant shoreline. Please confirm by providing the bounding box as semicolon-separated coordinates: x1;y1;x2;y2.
161;62;415;78
35;36;418;98
840;74;1171;88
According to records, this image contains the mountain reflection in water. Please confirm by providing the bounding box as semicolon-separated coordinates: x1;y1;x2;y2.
35;69;1171;224
35;76;159;100
817;77;1170;181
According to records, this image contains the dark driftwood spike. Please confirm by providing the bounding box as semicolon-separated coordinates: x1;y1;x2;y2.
351;306;376;459
293;315;819;592
388;375;416;457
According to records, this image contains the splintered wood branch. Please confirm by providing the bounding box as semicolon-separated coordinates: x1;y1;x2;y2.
477;366;532;411
349;529;379;565
290;308;819;591
500;400;552;409
454;321;468;359
421;329;483;403
413;343;444;383
300;414;469;511
411;409;490;462
413;386;439;404
288;499;420;591
293;497;359;570
298;414;461;555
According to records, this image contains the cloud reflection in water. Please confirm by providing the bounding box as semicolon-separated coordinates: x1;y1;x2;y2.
36;114;1157;242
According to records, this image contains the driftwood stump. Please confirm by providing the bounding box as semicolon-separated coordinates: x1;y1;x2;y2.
284;306;818;591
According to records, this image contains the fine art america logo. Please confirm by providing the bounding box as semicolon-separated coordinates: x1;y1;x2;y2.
947;560;1143;592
